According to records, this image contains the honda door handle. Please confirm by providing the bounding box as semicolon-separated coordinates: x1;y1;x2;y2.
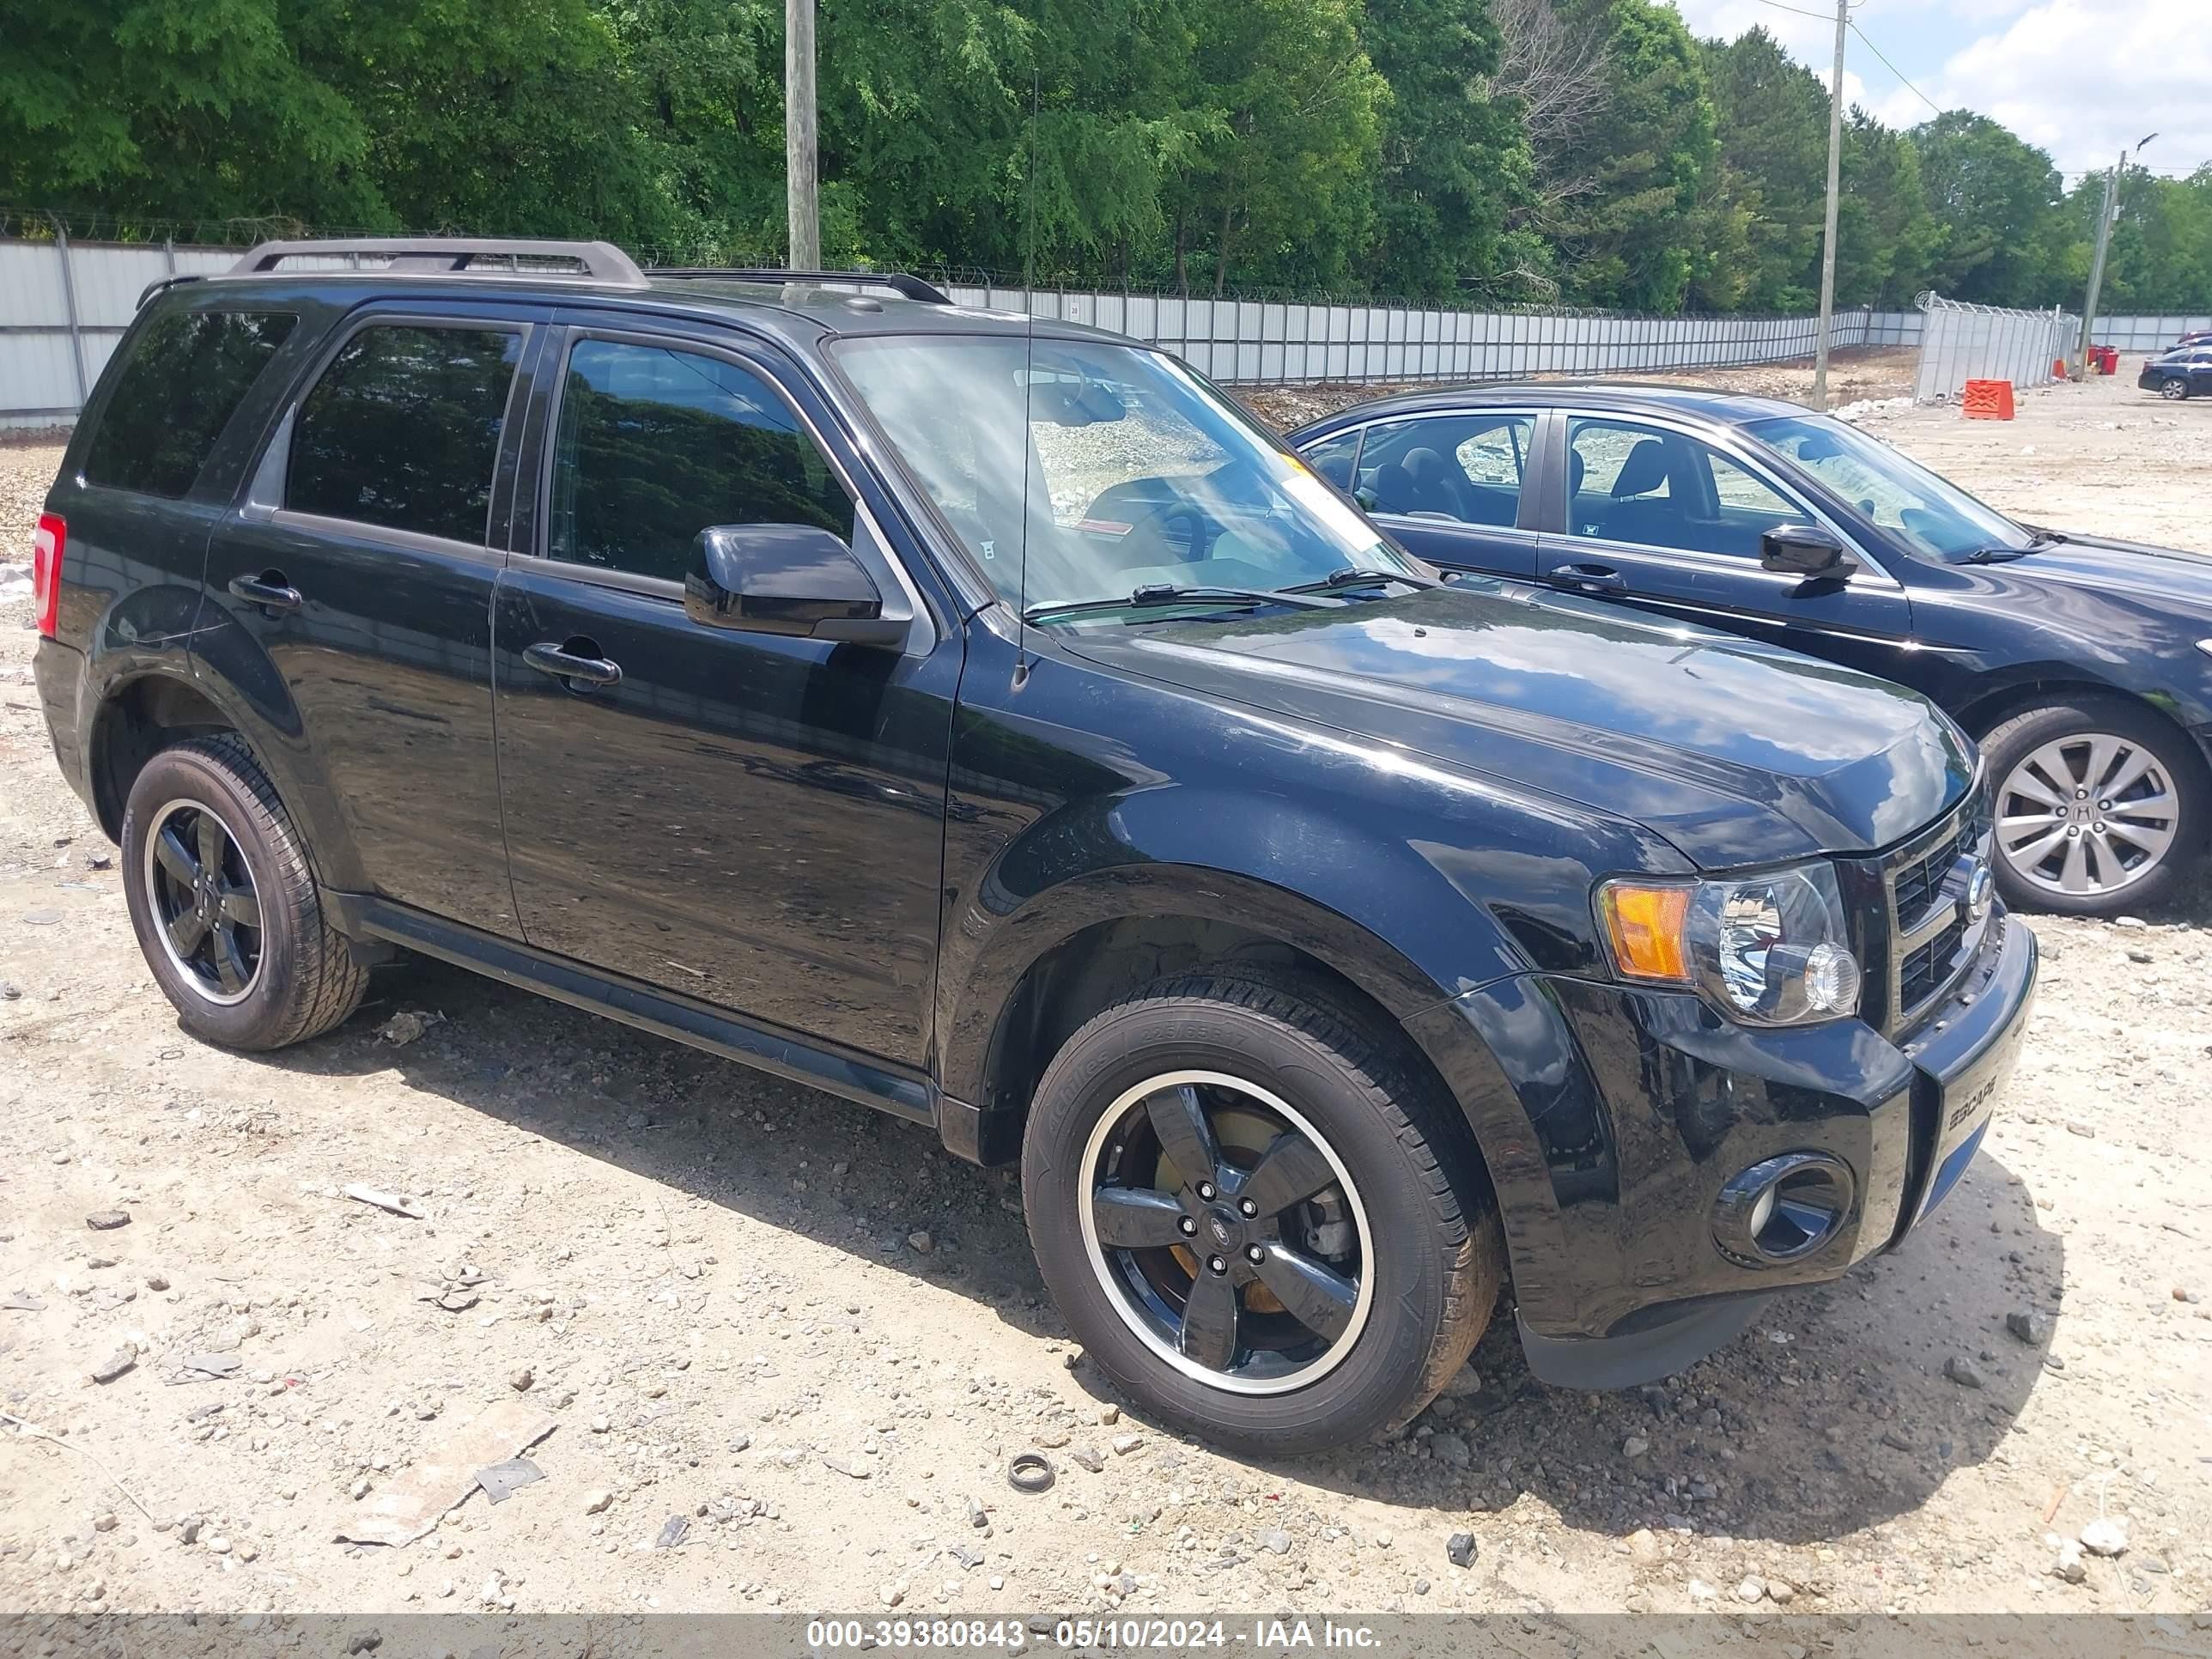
523;640;623;688
1556;562;1626;595
228;571;302;612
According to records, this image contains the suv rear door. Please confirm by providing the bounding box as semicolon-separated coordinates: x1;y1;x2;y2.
490;316;959;1071
199;296;544;936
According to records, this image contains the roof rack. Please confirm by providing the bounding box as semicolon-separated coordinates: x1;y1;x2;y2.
650;268;954;306
230;238;648;286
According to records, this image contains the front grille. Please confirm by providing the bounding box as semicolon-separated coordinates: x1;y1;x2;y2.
1898;913;1968;1011
1874;786;1989;1032
1893;814;1975;933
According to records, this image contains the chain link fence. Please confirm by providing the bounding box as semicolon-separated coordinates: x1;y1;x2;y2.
1911;293;2081;403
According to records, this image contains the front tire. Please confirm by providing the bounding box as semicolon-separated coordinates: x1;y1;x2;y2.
1021;975;1504;1455
1982;697;2205;915
121;736;368;1049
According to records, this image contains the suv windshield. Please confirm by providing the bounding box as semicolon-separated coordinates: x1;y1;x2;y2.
1747;413;2033;561
834;335;1416;617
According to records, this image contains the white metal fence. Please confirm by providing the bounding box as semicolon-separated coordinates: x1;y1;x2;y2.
2084;312;2212;352
945;280;1923;387
0;233;2192;431
1911;293;2080;403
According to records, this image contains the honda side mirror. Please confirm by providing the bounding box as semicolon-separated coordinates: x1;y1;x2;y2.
684;524;903;646
1759;524;1858;580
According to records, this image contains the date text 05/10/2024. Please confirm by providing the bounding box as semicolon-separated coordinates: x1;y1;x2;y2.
803;1620;1383;1651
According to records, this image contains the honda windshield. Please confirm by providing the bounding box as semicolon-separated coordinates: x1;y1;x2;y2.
833;335;1419;618
1747;413;2034;562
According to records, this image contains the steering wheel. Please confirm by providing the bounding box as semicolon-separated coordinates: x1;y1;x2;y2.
1116;496;1217;566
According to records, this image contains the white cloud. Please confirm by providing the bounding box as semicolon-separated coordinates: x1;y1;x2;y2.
1671;0;2211;176
1917;0;2209;175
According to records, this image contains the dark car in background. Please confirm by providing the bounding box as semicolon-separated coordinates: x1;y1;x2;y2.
33;241;2035;1451
1291;386;2212;915
2139;346;2212;400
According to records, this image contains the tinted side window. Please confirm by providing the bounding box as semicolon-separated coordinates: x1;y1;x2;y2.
547;338;855;583
1568;418;1810;557
287;325;522;544
1300;428;1361;489
82;309;297;498
1355;415;1532;527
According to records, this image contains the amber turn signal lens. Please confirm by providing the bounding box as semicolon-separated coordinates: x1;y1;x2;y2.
1599;882;1693;982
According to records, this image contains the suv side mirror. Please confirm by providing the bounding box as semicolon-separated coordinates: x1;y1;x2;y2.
684;524;903;646
1759;523;1858;580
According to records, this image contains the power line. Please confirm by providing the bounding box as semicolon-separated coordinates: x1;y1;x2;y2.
1848;21;1943;117
1740;1;1947;120
1744;0;1839;22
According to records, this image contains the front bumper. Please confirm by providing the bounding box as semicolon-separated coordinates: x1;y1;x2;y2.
1413;910;2037;1389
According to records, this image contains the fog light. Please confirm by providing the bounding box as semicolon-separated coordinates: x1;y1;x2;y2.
1713;1152;1854;1267
1800;939;1862;1014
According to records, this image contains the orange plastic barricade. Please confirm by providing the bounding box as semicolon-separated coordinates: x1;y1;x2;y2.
1961;379;2014;420
2053;357;2068;379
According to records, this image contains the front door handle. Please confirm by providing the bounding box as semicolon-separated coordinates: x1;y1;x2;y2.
228;571;302;612
1555;562;1626;595
523;639;623;688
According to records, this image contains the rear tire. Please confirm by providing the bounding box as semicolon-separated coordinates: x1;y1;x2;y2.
121;736;368;1049
1021;974;1504;1455
2160;375;2190;400
1981;696;2206;916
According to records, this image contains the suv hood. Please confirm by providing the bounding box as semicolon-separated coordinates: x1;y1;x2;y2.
1073;582;1972;867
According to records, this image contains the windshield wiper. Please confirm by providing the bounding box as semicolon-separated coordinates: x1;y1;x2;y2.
1279;566;1444;595
1960;533;2067;564
1022;583;1334;625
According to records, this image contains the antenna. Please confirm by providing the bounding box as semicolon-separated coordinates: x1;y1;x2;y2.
1015;66;1041;679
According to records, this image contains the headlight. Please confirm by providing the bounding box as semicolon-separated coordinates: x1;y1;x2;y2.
1597;861;1863;1026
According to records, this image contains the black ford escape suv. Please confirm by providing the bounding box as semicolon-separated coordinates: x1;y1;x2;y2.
31;238;2037;1453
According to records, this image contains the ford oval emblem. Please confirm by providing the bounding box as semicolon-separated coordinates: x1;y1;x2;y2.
1965;861;1994;921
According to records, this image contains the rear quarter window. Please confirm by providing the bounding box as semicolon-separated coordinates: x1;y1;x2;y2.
82;309;298;498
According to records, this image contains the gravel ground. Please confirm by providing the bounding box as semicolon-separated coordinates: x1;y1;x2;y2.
1;362;2208;1620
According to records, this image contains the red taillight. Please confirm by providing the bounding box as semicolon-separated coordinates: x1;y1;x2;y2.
31;513;64;638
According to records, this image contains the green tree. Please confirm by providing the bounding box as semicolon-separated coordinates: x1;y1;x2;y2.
1163;0;1389;294
1548;0;1717;310
0;0;374;223
1358;0;1529;300
1833;110;1937;307
1689;27;1825;312
1910;110;2063;305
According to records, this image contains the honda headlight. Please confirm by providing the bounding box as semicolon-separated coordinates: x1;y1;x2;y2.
1597;861;1863;1026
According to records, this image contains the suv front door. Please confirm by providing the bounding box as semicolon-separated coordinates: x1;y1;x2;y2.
491;320;960;1070
1536;414;1914;684
203;301;542;935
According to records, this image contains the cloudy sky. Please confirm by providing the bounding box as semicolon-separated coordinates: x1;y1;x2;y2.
1668;0;2207;186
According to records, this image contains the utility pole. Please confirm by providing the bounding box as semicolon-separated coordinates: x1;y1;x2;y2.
1810;0;1847;410
785;0;819;270
2077;132;2156;378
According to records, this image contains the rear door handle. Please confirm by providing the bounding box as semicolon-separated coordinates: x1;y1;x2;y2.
228;571;302;612
523;640;623;688
1554;562;1626;595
